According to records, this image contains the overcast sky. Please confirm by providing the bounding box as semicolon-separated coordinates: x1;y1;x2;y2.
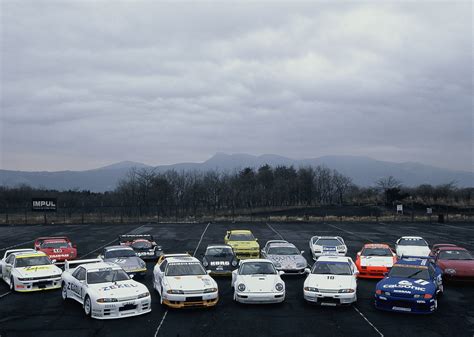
1;1;472;172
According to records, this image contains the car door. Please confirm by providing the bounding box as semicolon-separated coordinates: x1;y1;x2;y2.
3;255;15;282
156;260;168;294
261;245;268;258
69;267;87;302
429;261;443;290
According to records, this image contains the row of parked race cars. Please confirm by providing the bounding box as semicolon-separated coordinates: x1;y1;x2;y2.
0;230;473;319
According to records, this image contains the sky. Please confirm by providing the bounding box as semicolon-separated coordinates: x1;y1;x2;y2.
1;1;472;172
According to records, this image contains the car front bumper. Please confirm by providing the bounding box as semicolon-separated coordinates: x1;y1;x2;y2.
235;291;285;304
304;290;356;305
91;296;152;319
357;266;391;279
234;251;260;260
374;294;436;314
162;292;219;308
14;277;61;292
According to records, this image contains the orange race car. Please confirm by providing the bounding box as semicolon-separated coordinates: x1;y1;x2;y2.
355;243;397;279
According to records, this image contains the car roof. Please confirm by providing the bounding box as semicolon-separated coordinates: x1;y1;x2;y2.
81;262;122;271
228;230;253;234
316;256;352;263
206;244;233;249
398;236;425;240
312;236;343;241
363;243;391;249
166;256;200;264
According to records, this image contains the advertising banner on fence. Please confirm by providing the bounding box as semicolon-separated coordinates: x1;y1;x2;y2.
32;198;57;212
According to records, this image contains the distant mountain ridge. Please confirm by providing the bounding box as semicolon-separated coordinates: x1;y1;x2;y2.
0;153;472;192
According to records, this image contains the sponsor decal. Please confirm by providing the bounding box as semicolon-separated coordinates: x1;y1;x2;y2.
32;198;57;212
382;280;426;292
24;266;52;272
210;261;230;266
100;283;138;291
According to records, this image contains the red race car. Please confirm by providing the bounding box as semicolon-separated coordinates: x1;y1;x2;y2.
431;244;474;282
355;243;397;279
34;236;77;262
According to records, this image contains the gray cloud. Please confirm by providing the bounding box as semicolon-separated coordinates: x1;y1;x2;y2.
1;1;472;171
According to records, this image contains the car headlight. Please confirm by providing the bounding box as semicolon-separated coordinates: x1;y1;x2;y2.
140;261;146;268
97;298;118;303
384;292;391;296
203;260;209;267
337;245;346;250
231;260;238;267
445;268;456;274
237;283;246;292
296;262;306;268
413;294;421;298
204;287;217;293
304;287;318;292
275;283;284;292
167;289;184;294
138;292;150;298
338;289;355;293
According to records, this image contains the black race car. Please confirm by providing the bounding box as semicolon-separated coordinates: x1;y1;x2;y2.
118;234;163;260
202;244;239;276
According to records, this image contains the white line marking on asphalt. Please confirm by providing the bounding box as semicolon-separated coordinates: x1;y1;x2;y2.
80;224;146;258
0;240;35;252
328;224;374;243
153;222;211;337
266;223;285;240
0;291;11;299
353;306;384;337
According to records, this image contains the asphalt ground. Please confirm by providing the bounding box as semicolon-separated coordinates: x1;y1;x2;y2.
0;221;473;337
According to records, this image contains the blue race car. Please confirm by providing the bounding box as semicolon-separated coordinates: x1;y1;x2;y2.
375;257;443;314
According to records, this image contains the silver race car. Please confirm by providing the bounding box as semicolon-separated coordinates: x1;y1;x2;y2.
98;246;147;277
261;240;308;275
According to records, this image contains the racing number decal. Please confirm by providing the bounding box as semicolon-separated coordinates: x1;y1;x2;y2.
67;281;83;298
327;276;335;280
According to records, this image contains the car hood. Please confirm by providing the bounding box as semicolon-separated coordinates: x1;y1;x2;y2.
104;257;143;270
377;277;436;295
360;256;394;267
228;241;259;250
438;259;474;273
396;246;431;257
90;280;148;298
15;264;62;278
304;274;356;290
165;275;217;291
267;255;307;269
238;274;281;292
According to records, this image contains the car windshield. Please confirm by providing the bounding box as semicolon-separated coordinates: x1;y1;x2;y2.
398;239;428;246
240;262;276;275
105;249;136;258
312;261;352;275
166;263;206;276
388;265;430;280
131;241;152;249
15;256;51;267
87;269;130;284
229;233;255;241
206;247;234;257
439;250;473;260
362;248;392;256
315;238;341;246
268;246;300;255
41;241;70;249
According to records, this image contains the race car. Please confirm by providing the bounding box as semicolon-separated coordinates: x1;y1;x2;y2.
355;243;397;279
431;244;474;282
0;249;62;292
153;255;218;308
375;257;443;314
61;259;151;319
303;256;358;306
309;236;347;260
119;234;163;260
231;259;285;304
261;240;308;275
224;230;260;259
395;236;430;258
202;244;239;276
98;246;147;277
34;236;77;262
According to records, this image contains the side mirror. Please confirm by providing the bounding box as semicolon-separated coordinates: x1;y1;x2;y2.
354;270;360;275
51;259;57;264
278;270;285;275
301;250;305;254
357;252;361;256
73;245;77;249
130;274;135;279
304;268;311;274
255;238;258;242
206;270;211;275
383;272;388;277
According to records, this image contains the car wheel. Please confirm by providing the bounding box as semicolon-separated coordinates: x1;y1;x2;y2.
9;277;14;291
83;296;92;317
61;283;68;300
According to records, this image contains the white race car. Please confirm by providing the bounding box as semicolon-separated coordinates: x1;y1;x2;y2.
303;256;358;306
61;259;151;319
0;249;62;292
153;254;219;308
395;236;431;258
231;259;285;304
309;236;347;260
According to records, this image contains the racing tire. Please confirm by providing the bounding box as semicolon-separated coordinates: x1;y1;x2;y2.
61;283;68;300
83;295;92;317
9;277;15;291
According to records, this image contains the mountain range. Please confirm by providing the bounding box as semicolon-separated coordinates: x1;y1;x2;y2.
0;153;472;192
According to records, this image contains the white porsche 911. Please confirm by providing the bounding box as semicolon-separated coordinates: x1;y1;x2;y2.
309;236;347;260
395;236;431;258
153;254;219;308
0;249;62;292
303;256;358;306
231;259;285;304
61;259;152;319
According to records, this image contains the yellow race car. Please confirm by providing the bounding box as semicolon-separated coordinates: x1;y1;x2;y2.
224;230;260;259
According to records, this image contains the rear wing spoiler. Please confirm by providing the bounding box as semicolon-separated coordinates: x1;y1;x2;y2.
398;255;435;261
157;253;191;264
119;234;154;243
34;236;70;246
64;258;102;272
